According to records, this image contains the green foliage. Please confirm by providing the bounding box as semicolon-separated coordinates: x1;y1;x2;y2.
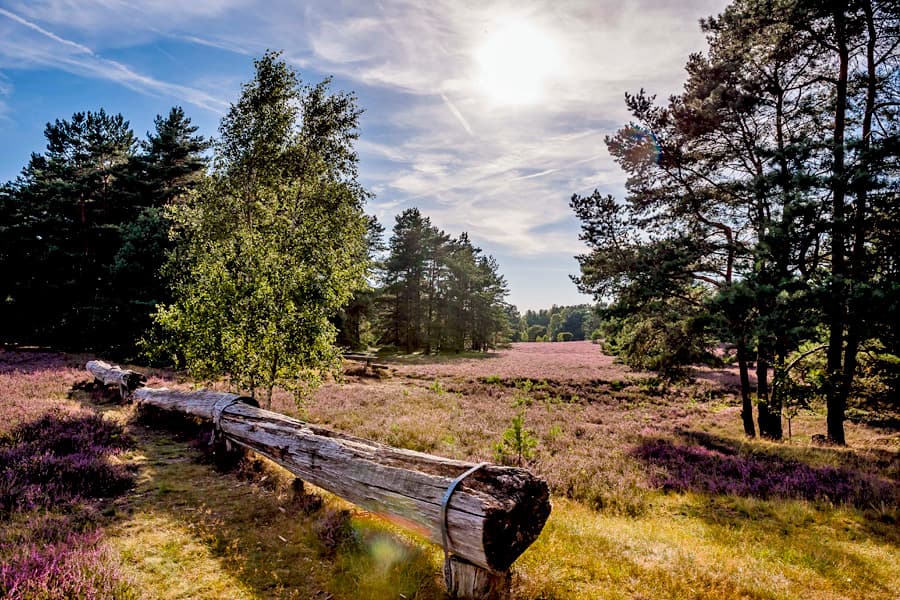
547;313;563;341
377;209;510;353
151;52;368;405
600;294;715;378
334;215;385;351
572;1;900;441
428;379;445;395
494;411;538;466
556;332;574;342
522;304;602;341
0;106;208;356
526;324;546;342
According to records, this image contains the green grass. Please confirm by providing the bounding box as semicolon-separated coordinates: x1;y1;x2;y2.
102;386;899;600
102;408;443;600
516;496;899;599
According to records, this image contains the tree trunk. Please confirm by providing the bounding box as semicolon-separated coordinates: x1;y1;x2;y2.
447;556;511;600
837;0;879;433
86;360;146;398
825;6;850;445
736;338;756;437
756;351;779;439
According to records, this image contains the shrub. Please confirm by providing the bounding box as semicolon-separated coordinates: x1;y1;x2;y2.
494;412;538;466
0;411;134;514
0;531;137;600
526;325;546;342
0;409;137;599
556;332;573;342
632;438;899;508
600;298;715;378
609;380;628;392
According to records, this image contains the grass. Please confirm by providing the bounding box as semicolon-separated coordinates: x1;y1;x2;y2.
103;408;444;600
1;345;898;598
517;495;899;599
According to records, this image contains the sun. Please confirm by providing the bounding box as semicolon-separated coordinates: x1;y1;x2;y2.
475;20;561;107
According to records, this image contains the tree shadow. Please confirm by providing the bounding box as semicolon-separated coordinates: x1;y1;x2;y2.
630;430;899;510
674;494;899;594
379;349;502;364
0;349;72;375
67;386;446;600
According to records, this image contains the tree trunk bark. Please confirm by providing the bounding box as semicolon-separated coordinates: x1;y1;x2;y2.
86;360;146;398
836;0;879;434
756;351;775;438
825;6;850;445
736;338;756;437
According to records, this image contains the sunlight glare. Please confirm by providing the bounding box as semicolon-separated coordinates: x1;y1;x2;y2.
475;20;560;107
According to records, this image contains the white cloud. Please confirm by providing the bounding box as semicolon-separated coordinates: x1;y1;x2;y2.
0;7;230;114
0;72;11;119
284;0;729;256
0;0;732;305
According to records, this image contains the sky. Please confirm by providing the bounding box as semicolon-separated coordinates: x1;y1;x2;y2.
0;0;728;312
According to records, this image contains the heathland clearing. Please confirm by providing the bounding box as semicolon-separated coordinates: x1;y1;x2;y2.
1;343;898;599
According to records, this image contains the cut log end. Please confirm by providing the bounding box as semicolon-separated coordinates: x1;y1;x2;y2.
86;360;147;398
475;468;551;572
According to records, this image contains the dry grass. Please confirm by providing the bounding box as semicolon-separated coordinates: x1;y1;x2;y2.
2;344;898;599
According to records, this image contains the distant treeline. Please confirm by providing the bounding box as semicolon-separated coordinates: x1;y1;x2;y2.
512;305;602;343
341;207;511;354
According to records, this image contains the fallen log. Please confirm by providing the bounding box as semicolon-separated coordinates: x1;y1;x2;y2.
86;360;146;398
342;353;390;374
132;386;550;574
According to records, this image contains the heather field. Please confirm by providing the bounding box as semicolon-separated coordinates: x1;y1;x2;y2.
1;344;899;599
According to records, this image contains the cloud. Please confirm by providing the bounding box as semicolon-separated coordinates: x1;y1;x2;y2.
0;7;230;114
0;7;93;54
6;0;247;34
287;0;729;255
440;93;474;136
0;0;731;305
0;72;11;119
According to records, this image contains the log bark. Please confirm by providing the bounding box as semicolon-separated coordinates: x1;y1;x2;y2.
86;360;146;397
132;386;550;573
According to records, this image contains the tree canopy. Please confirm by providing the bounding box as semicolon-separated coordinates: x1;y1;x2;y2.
376;208;511;353
151;51;369;405
0;107;208;356
573;0;900;442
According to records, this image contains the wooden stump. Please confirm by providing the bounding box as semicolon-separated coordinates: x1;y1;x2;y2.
447;556;511;600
